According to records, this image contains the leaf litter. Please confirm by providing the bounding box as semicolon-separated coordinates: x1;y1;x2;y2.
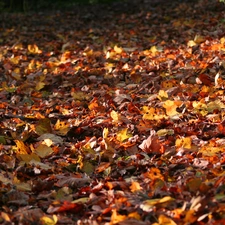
1;0;225;224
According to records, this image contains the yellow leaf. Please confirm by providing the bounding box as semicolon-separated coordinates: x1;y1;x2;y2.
71;91;89;100
158;90;168;101
157;129;174;136
194;35;205;44
114;45;123;54
116;128;132;142
28;44;42;54
40;215;58;225
128;212;141;220
220;37;225;44
36;81;45;91
142;106;166;120
199;146;223;156
175;137;192;149
193;101;208;116
103;127;109;139
54;120;70;136
110;110;121;123
72;197;89;204
207;100;225;113
150;46;159;55
140;196;174;212
158;196;174;204
17;153;41;163
187;40;197;47
163;100;181;117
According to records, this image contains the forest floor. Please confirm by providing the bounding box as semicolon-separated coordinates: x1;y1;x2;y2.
1;0;225;224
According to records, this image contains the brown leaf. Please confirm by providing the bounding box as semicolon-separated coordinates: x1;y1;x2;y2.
139;130;164;154
56;177;91;188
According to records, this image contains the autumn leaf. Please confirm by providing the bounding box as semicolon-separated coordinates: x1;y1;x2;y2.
37;133;63;146
199;146;223;156
81;160;95;175
35;81;45;91
35;118;52;136
54;120;70;136
28;44;42;54
110;209;127;224
17;152;41;163
0;173;12;185
143;167;164;181
130;181;142;193
110;110;122;124
140;196;175;212
40;215;58;225
158;90;168;101
142;106;166;120
14;140;31;154
35;144;54;158
175;137;192;149
71;91;89;101
116;128;132;142
114;45;123;54
139;130;164;154
163;100;182;117
153;214;177;225
13;176;32;191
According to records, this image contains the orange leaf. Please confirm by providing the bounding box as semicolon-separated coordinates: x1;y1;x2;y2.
157;214;177;225
130;181;142;192
111;209;127;224
14;140;31;154
28;44;42;54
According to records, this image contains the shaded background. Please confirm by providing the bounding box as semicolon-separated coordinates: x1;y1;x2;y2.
0;0;124;12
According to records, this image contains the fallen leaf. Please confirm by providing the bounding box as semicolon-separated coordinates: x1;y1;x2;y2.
139;130;164;154
35;144;54;158
40;215;58;225
110;209;127;224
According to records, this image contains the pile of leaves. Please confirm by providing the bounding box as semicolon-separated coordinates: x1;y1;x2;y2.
1;0;225;224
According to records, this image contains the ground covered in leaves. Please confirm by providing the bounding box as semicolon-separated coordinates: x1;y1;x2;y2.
1;0;225;224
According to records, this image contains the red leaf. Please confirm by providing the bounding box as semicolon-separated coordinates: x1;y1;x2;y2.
47;201;83;214
198;74;212;86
